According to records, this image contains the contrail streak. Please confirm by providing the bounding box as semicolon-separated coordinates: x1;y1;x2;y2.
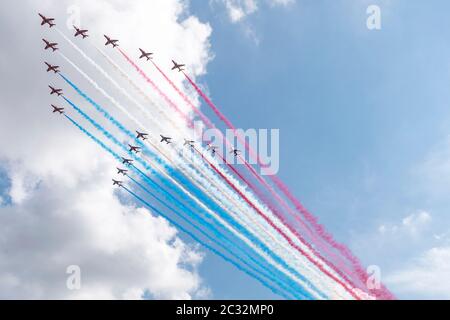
117;48;192;126
58;52;147;131
150;60;214;127
94;46;182;131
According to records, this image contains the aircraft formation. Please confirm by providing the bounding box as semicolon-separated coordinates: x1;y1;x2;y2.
40;12;241;178
40;12;245;189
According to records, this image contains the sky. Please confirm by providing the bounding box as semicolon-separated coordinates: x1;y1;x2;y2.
188;0;450;299
1;0;450;299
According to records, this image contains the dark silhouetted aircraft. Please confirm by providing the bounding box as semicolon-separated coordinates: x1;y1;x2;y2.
112;179;123;187
51;105;64;114
207;144;218;156
139;48;153;61
160;135;172;144
42;39;58;51
184;139;195;148
171;60;185;72
39;14;55;27
136;131;148;140
122;157;133;165
128;144;141;154
45;62;59;73
49;85;63;96
117;168;128;175
230;149;241;157
104;35;119;47
74;26;88;38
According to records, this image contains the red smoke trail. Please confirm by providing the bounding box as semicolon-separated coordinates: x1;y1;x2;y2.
184;72;394;299
182;72;352;257
151;61;366;292
151;60;215;128
214;153;363;296
239;160;358;286
193;147;361;300
151;61;313;236
151;61;300;227
117;49;192;127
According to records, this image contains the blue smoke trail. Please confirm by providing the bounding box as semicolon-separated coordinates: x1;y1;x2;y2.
121;185;293;299
63;113;296;299
61;76;326;299
129;165;319;299
63;97;313;299
127;175;301;299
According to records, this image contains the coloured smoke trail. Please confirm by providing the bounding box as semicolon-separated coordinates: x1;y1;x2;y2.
64;113;295;298
132;56;319;247
117;48;192;127
146;58;372;296
100;47;377;299
65;101;327;299
126;175;305;300
191;146;360;299
182;72;395;300
60;87;328;299
111;51;361;298
121;185;294;300
148;61;372;294
148;61;325;244
48;22;396;299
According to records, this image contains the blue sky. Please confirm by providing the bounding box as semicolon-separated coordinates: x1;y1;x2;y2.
181;0;450;299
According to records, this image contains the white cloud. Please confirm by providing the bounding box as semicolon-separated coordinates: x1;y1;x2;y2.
402;211;431;233
378;211;431;236
0;163;205;299
268;0;294;6
223;0;258;23
0;0;212;299
217;0;294;23
385;246;450;299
